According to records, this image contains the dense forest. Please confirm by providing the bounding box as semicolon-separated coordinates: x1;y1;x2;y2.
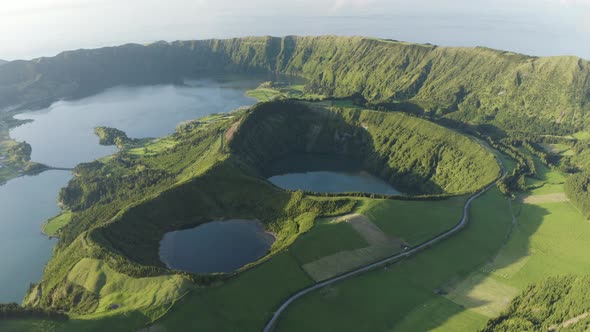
482;275;590;331
1;36;589;135
565;172;590;219
0;303;68;321
94;127;132;148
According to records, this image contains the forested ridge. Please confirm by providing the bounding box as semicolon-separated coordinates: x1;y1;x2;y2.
482;275;590;331
565;172;590;219
1;36;590;134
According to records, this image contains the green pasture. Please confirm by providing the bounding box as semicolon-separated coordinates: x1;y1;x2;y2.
276;187;512;332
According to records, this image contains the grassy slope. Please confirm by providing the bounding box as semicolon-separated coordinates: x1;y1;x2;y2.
479;165;590;330
156;252;313;332
43;212;72;237
66;258;189;316
415;153;590;332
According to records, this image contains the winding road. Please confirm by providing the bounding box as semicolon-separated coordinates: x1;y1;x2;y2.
263;143;506;332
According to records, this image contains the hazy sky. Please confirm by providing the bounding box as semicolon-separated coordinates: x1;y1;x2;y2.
1;0;590;60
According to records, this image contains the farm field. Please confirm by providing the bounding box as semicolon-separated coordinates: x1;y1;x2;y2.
356;195;467;245
275;187;512;332
429;166;590;330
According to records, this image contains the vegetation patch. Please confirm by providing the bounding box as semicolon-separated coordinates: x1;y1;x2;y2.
356;195;467;245
302;241;404;281
66;258;189;317
43;212;73;237
565;171;590;218
444;271;521;317
0;111;47;183
521;192;569;204
289;217;369;264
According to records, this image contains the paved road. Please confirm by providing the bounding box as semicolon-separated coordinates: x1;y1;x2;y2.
263;147;506;332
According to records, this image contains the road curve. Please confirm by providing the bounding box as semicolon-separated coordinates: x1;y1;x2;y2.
263;148;506;332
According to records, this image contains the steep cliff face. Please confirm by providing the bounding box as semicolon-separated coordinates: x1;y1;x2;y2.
1;36;589;133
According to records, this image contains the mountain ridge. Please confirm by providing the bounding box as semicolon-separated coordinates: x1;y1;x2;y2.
1;36;589;134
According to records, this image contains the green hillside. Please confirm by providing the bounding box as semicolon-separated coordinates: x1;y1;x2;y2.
18;100;498;325
1;36;589;134
230;101;499;194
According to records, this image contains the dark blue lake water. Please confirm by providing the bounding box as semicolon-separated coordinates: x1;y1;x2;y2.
159;220;274;274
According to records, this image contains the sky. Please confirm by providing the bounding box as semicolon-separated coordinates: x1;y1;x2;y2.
1;0;590;60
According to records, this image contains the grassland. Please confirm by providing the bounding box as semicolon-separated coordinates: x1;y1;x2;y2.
43;212;73;237
474;163;590;330
356;195;467;245
403;160;590;330
149;252;314;332
66;258;189;317
246;83;323;102
523;151;567;194
289;217;368;264
275;187;512;332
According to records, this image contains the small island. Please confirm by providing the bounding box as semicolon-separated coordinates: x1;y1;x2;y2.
94;127;133;148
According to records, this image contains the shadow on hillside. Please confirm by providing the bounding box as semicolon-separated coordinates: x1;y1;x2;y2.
229;101;444;194
420;199;549;330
